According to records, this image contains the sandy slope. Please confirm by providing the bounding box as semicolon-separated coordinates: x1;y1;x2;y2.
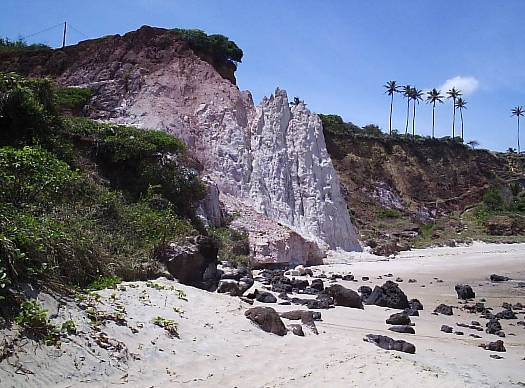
1;242;524;387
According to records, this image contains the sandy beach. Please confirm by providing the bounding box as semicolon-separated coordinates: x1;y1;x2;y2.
1;242;524;388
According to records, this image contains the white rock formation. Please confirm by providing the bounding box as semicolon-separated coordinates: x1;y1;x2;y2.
247;89;360;252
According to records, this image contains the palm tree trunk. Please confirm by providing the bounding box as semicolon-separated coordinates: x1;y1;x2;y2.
432;102;436;138
412;101;416;138
405;98;410;135
460;109;464;142
389;94;394;135
518;116;521;153
452;99;456;139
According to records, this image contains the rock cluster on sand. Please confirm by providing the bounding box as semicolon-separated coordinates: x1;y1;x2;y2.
389;325;415;334
386;313;411;325
326;285;363;309
434;304;454;315
455;284;476;300
244;307;287;336
365;281;410;309
490;274;510;282
364;334;416;354
481;340;506;352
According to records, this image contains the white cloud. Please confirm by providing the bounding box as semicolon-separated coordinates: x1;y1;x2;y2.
438;76;479;95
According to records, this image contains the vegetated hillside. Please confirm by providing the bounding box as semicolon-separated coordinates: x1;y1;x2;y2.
0;73;249;320
321;114;525;254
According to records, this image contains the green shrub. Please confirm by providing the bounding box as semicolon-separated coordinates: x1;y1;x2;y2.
483;187;504;211
0;146;80;206
15;301;59;344
61;319;77;334
0;38;51;53
378;208;401;219
209;227;250;266
87;275;122;291
172;28;243;65
64;117;204;215
0;72;57;146
55;87;91;112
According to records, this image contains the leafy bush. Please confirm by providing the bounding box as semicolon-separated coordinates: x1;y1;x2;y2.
209;227;250;266
483;187;504;211
0;146;80;206
55;87;92;112
378;208;401;219
0;38;51;53
65;117;204;215
61;319;77;334
319;114;382;137
172;28;243;65
87;275;122;291
15;301;59;344
0;73;57;146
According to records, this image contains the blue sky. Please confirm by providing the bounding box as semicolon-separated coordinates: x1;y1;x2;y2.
2;1;524;151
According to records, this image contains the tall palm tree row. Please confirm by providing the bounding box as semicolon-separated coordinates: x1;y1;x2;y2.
426;88;444;139
383;80;400;135
384;81;464;140
455;97;467;142
511;106;524;153
446;87;462;139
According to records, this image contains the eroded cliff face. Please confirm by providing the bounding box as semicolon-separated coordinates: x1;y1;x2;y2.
0;26;361;264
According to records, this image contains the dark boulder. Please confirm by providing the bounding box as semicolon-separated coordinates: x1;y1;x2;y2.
365;281;409;309
254;290;277;304
326;285;363;309
245;307;287;336
495;309;517;319
389;325;415;334
290;297;332;310
486;318;502;334
310;278;324;291
386;312;411;325
271;275;293;293
364;334;416;354
455;284;475;300
217;279;241;296
481;340;506;352
238;276;254;294
342;274;354;281
154;236;218;290
441;325;453;333
409;299;424;311
290;278;309;290
358;285;372;301
434;304;453;315
490;274;510;282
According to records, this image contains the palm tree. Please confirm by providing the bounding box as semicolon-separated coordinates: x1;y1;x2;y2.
455;98;467;142
402;84;412;135
426;88;444;138
446;87;462;139
511;106;524;153
410;87;424;137
384;81;400;135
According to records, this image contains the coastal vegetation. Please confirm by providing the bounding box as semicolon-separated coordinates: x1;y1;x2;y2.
0;72;207;310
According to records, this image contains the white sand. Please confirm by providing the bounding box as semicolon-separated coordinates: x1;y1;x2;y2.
1;242;524;387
